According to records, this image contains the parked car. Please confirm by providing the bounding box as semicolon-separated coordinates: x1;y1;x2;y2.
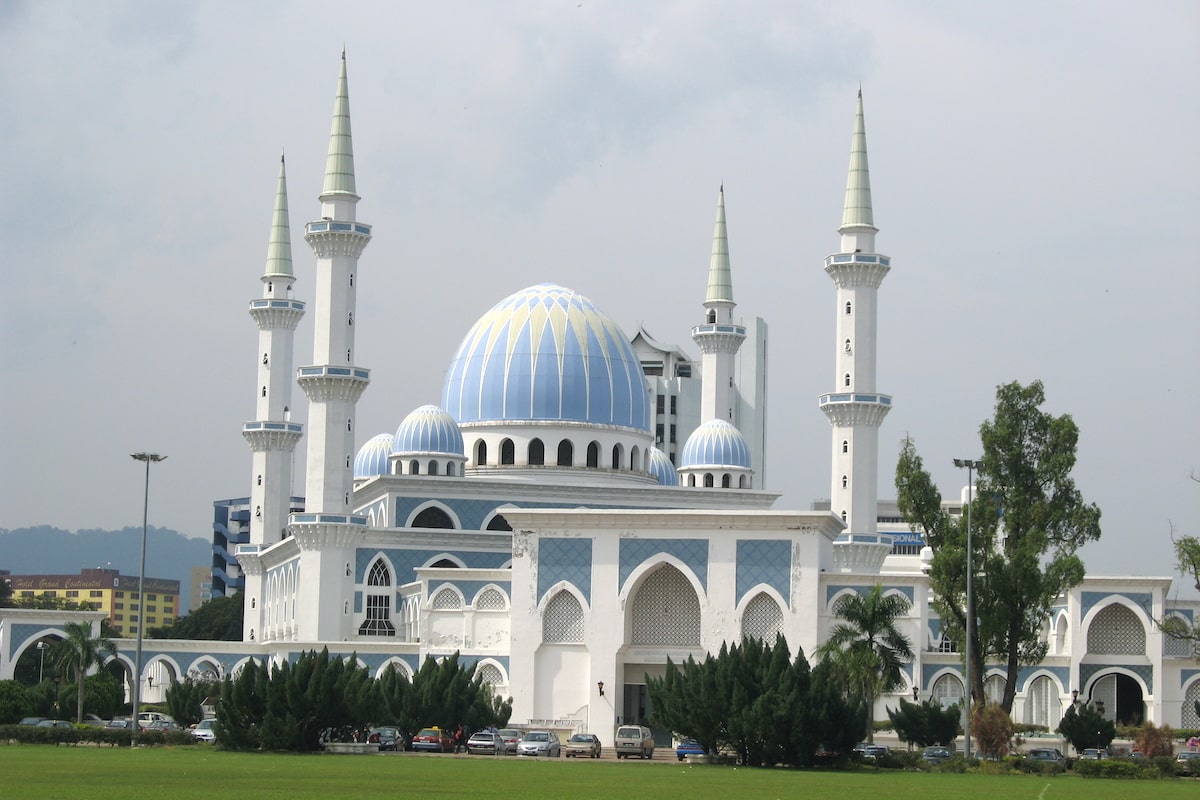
81;714;106;727
859;744;889;761
192;719;217;742
1175;750;1200;772
466;730;499;755
411;726;455;752
367;726;400;751
676;738;706;761
1026;748;1066;764
18;717;45;726
1080;748;1106;760
145;719;183;733
614;725;654;760
517;730;561;757
36;719;74;729
564;733;602;758
495;728;522;755
922;746;953;764
105;718;132;730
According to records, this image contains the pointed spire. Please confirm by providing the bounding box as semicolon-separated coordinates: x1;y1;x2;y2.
840;89;875;231
321;51;357;198
705;184;734;304
264;153;294;278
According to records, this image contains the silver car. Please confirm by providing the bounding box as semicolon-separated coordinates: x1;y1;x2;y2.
517;730;561;757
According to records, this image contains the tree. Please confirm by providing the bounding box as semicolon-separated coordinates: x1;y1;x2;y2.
1159;473;1200;648
166;675;219;727
0;679;33;723
52;621;117;723
149;592;243;640
0;577;12;608
815;584;913;742
972;703;1014;759
1057;701;1115;754
1133;722;1174;758
887;698;960;748
896;380;1102;712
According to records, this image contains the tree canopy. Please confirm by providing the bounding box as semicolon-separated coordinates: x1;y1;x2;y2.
896;379;1101;712
149;592;243;640
52;621;117;723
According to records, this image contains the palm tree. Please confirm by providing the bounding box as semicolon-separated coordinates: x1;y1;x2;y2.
53;621;118;723
816;584;914;743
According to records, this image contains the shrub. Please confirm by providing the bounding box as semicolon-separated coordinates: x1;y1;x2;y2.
1073;758;1157;779
1133;722;1174;758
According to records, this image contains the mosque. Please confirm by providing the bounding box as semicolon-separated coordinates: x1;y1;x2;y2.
3;54;1197;737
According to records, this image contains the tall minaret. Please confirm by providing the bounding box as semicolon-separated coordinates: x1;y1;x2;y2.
820;90;892;547
691;185;747;424
241;155;305;639
289;52;372;641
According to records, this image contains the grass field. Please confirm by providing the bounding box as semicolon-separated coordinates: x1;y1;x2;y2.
3;746;1197;800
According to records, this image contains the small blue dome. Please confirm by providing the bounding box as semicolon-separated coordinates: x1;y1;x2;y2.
394;404;465;456
441;284;651;432
647;446;678;486
354;433;395;478
679;419;751;469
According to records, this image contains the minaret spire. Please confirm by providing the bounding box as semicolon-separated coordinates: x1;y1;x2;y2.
820;91;893;571
264;154;294;280
321;51;357;200
706;184;733;304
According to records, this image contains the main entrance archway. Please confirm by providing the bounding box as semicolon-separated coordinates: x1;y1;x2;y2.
1089;672;1145;726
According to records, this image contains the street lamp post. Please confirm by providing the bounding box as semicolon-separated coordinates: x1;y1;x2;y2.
36;641;48;684
954;457;982;761
131;452;166;743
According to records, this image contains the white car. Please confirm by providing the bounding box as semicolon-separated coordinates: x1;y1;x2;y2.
192;719;217;742
517;730;560;757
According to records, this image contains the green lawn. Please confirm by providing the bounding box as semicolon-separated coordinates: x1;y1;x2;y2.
3;746;1196;800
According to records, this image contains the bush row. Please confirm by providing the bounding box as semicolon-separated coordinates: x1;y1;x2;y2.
0;724;197;747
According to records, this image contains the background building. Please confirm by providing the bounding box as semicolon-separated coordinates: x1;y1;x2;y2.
3;568;179;637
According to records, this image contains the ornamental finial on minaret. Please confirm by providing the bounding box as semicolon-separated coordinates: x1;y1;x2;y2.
705;184;734;305
840;88;875;233
321;51;357;199
263;153;294;281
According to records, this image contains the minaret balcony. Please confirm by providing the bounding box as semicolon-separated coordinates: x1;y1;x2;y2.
304;220;372;258
249;299;306;330
819;393;892;426
242;421;304;452
296;365;371;403
824;252;891;288
691;323;746;353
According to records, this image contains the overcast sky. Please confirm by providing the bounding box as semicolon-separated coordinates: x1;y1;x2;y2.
1;1;1196;592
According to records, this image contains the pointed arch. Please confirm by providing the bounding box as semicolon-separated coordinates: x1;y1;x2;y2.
557;439;574;466
625;562;702;647
1086;602;1147;655
528;438;545;466
472;585;509;610
406;501;461;530
542;588;586;643
739;590;784;643
474;439;488;466
586;441;600;468
500;438;515;465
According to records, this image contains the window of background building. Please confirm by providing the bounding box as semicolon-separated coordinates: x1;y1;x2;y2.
44;591;57;597
66;590;78;598
115;614;123;621
89;590;103;598
147;594;157;601
115;591;124;598
670;396;677;415
115;603;123;610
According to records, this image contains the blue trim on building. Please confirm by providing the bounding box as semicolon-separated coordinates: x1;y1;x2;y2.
735;540;790;606
537;538;593;604
1081;591;1153;619
619;539;708;592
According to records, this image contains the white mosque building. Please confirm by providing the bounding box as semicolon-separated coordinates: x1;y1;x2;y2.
3;55;1197;738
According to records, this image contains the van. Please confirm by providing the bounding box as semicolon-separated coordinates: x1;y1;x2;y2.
614;725;654;759
137;711;175;730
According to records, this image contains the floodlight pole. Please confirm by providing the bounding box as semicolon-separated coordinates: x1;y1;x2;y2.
130;452;166;744
954;457;981;760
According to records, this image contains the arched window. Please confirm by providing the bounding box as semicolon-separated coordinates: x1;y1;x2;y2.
586;441;600;468
1023;675;1060;728
845;301;852;315
688;474;696;487
842;475;848;489
475;440;487;466
543;590;585;643
475;588;507;610
845;339;852;353
359;559;395;636
721;474;731;488
704;473;714;488
428;461;439;476
741;592;783;642
739;475;748;488
431;588;461;610
445;462;456;477
528;438;545;466
842;440;849;454
630;445;640;471
477;662;504;687
486;514;511;531
348;273;354;287
257;475;262;486
557;439;573;466
630;565;700;646
841;510;847;522
844;373;851;388
411;506;455;529
500;439;515;465
1087;604;1146;655
409;460;420;475
707;309;717;324
261;386;267;397
611;444;623;469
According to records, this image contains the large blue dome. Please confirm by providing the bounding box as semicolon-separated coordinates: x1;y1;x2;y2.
442;284;651;432
679;419;752;469
394;404;464;456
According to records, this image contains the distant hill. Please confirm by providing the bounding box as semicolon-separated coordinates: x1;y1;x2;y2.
0;526;211;611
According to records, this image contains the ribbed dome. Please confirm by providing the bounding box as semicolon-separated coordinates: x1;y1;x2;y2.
394;404;464;456
442;284;651;432
353;432;394;478
679;419;752;469
647;446;678;486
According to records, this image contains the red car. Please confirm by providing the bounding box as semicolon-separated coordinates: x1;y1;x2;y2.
411;726;455;752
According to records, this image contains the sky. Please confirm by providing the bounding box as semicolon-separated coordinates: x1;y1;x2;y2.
1;1;1197;592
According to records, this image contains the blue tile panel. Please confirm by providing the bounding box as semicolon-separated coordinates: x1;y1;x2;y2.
356;548;512;585
537;538;593;603
735;540;791;606
1080;662;1153;695
393;495;676;531
1182;669;1200;689
620;538;708;592
1081;591;1153;620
